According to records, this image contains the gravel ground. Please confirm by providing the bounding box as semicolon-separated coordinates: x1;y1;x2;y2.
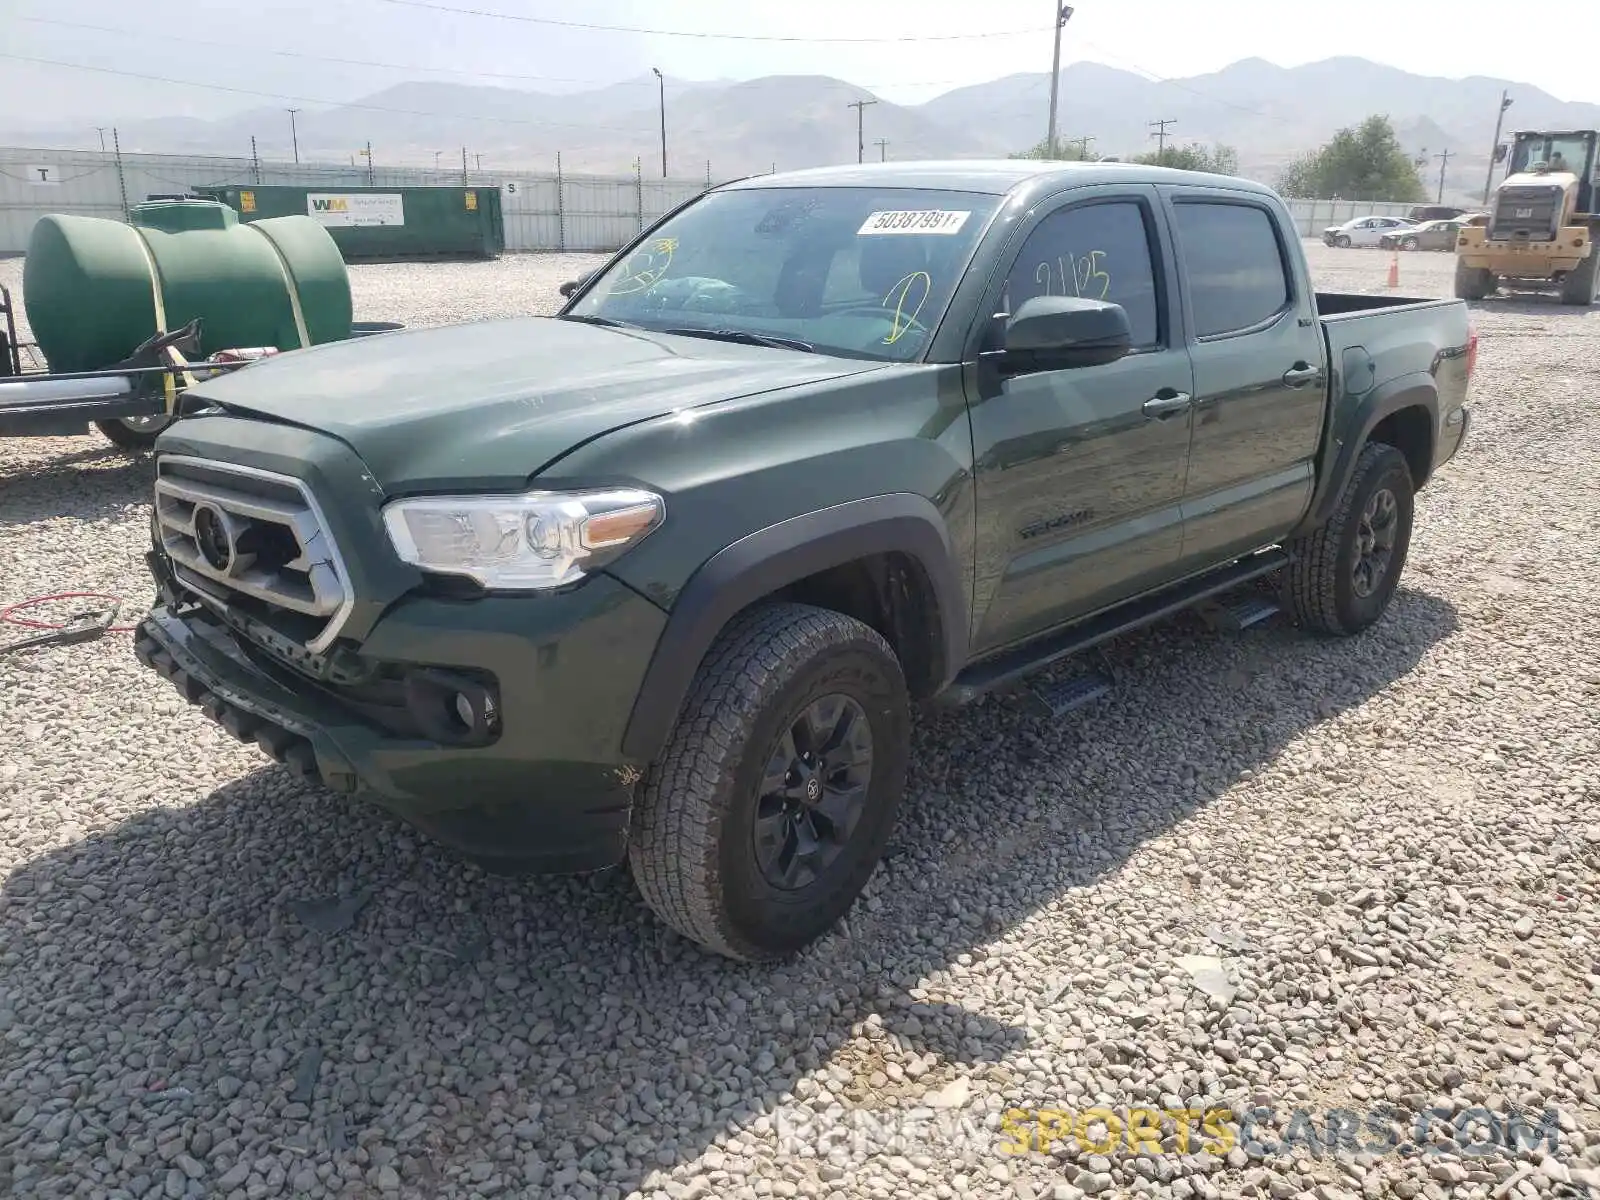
2;242;1598;1200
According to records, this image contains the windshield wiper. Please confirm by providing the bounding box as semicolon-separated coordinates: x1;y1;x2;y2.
659;327;815;353
558;313;632;329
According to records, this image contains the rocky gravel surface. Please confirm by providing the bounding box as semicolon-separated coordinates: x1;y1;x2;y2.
2;243;1598;1200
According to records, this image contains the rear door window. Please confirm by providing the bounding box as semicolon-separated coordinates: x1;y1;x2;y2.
1171;201;1293;339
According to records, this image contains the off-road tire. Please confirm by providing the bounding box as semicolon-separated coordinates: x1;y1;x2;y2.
1559;250;1599;306
1281;442;1415;636
1454;259;1495;301
628;602;910;962
94;415;174;450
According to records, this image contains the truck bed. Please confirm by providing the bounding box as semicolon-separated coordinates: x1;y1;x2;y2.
1314;291;1457;318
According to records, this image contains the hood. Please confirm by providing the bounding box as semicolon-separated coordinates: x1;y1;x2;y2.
188;316;884;493
1499;170;1576;191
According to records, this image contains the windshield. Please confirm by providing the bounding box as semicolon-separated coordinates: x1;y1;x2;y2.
565;186;1003;361
1510;135;1593;177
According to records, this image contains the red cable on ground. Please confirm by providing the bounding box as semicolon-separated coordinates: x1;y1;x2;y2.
0;592;135;635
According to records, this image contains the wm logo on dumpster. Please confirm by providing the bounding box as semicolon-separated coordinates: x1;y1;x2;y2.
311;198;350;213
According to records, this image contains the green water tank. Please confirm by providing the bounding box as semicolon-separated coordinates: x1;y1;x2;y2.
23;200;353;375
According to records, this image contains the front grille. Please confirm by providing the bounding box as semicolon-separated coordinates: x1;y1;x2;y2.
154;456;352;652
1489;186;1563;241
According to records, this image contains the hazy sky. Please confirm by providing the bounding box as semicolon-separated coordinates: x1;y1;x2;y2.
2;0;1595;134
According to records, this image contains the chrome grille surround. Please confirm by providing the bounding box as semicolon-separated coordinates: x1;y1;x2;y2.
154;455;354;653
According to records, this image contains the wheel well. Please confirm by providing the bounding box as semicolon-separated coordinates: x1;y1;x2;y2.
1368;406;1434;489
769;552;946;698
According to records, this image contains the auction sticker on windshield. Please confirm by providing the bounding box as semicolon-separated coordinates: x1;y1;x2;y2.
857;210;972;236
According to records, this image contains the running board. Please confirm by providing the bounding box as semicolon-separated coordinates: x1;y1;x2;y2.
940;548;1289;707
1196;593;1282;632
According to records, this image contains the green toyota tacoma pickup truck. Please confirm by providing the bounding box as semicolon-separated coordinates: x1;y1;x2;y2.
133;162;1475;961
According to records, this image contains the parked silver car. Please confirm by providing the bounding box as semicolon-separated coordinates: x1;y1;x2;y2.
1322;215;1415;248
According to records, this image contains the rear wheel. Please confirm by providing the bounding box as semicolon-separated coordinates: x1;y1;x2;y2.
1454;259;1495;301
1559;250;1599;306
94;413;174;450
1282;442;1415;637
628;602;910;962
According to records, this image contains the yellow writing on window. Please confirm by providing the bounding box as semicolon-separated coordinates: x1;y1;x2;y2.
882;271;932;345
607;237;679;295
1032;249;1111;301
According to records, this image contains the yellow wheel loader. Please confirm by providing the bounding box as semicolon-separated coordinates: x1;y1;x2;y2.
1455;130;1599;306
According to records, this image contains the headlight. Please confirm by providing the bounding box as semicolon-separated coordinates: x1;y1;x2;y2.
382;488;664;590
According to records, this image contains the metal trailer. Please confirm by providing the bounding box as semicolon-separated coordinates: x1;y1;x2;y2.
0;285;401;449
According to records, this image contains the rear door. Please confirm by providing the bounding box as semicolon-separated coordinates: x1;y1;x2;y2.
965;185;1194;655
1159;190;1328;571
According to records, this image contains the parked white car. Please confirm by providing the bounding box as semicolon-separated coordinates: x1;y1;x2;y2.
1322;216;1415;248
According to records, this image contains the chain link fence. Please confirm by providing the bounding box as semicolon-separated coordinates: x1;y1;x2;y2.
0;147;733;255
1;146;1417;255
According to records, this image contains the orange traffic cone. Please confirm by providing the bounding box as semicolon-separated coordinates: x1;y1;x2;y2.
1386;250;1400;289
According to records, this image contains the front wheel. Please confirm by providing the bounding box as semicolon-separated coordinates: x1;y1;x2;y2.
1281;442;1415;636
94;413;175;450
628;602;910;962
1335;235;1352;249
1454;259;1495;301
1402;236;1420;251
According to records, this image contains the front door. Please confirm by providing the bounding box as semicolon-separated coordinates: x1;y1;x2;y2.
967;187;1195;656
1162;192;1328;570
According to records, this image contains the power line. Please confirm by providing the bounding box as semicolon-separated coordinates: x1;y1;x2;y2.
1149;118;1176;159
373;0;1049;43
0;52;657;136
847;99;878;165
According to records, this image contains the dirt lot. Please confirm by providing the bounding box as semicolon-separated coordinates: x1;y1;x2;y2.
2;241;1598;1200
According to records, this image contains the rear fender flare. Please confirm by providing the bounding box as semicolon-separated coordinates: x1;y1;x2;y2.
1295;374;1439;536
620;493;968;761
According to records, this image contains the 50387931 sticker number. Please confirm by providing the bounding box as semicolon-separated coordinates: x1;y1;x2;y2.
857;210;971;236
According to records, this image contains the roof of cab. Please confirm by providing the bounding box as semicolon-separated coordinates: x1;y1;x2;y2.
718;159;1278;199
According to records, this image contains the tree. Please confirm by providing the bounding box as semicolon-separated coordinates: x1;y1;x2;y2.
1131;142;1239;174
1277;115;1425;202
1010;138;1096;161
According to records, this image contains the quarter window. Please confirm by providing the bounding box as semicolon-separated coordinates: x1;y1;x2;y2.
1172;202;1292;338
1001;201;1161;348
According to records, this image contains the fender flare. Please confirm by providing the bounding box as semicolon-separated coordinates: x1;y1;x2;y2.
1295;374;1439;536
620;493;969;761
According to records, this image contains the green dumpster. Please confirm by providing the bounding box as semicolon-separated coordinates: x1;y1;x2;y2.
193;184;505;261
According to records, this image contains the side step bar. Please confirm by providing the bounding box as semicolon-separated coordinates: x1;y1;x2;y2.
940;548;1288;708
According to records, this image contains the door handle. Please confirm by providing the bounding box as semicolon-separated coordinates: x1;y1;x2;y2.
1282;363;1322;387
1142;390;1193;418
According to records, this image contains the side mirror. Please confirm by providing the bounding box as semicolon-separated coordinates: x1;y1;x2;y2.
1000;295;1132;371
1494;144;1508;163
559;269;599;299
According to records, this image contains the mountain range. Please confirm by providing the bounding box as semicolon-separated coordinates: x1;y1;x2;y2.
5;56;1598;203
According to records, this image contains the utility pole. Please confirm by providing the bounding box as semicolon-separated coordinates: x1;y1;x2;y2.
362;141;373;185
286;109;300;164
874;138;890;162
434;150;442;169
1149;118;1176;164
1046;4;1074;158
847;98;878;164
1072;135;1096;160
94;126;107;153
651;67;667;178
475;153;482;171
1482;90;1513;204
1434;148;1453;204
